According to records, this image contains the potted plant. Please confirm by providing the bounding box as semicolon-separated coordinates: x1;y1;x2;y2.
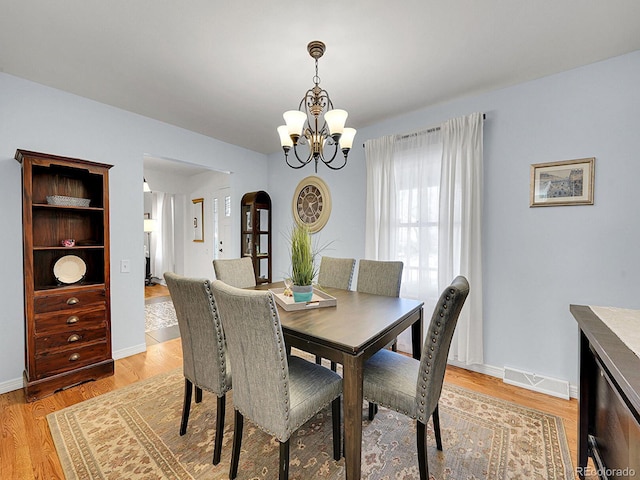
289;223;317;302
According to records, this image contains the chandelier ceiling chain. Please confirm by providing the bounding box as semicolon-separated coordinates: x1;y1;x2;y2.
278;41;357;172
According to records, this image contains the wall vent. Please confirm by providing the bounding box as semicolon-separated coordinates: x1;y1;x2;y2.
503;366;570;400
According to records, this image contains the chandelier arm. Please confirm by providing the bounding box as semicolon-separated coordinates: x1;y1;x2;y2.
322;158;348;170
320;143;348;170
322;140;339;165
285;154;309;170
288;143;313;168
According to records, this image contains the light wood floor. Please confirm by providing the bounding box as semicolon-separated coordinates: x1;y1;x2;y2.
0;285;584;479
144;282;171;300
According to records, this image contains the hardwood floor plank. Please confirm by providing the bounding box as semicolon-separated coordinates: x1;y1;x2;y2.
1;391;37;480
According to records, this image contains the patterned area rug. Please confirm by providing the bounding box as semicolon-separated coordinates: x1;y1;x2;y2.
145;300;178;332
47;367;574;479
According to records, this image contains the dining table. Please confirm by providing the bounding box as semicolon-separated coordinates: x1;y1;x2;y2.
256;283;424;480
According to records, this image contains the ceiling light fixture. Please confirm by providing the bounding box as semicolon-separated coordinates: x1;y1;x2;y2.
143;178;151;192
278;41;356;172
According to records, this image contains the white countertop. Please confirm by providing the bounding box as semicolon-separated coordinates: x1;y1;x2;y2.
590;306;640;359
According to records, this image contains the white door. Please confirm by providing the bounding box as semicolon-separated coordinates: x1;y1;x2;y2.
214;188;232;260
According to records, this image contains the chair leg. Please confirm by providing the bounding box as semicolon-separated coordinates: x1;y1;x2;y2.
180;378;193;436
331;396;341;460
195;386;203;403
416;421;429;480
212;394;226;465
229;409;244;479
432;404;443;451
315;355;322;365
391;338;398;352
330;361;337;372
279;439;290;480
368;402;378;421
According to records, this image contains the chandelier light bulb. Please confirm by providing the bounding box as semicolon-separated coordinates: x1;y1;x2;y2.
324;109;348;137
283;110;307;139
277;125;293;148
340;128;357;151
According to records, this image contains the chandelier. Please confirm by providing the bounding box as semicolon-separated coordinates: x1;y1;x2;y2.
277;41;356;172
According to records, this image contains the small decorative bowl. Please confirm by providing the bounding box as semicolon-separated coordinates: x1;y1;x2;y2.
61;239;75;247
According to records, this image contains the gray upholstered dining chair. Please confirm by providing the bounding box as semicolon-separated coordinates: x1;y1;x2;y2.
315;256;356;370
362;276;469;480
356;259;403;298
211;280;343;480
357;258;403;352
358;258;404;397
164;272;231;465
213;257;256;288
317;256;356;290
356;259;404;418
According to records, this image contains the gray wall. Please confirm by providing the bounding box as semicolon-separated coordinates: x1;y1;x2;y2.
268;50;640;392
0;73;267;393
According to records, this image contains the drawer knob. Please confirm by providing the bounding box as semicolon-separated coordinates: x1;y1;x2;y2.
67;297;80;305
66;315;79;324
67;334;81;343
69;353;80;361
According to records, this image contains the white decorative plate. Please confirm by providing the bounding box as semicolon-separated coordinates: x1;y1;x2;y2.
53;255;87;284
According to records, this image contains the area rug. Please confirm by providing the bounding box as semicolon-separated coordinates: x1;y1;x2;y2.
145;300;178;332
47;368;574;480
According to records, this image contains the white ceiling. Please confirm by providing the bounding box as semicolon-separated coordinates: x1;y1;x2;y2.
2;1;640;157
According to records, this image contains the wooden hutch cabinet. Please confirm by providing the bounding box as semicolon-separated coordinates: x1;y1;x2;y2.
240;191;272;284
16;150;114;402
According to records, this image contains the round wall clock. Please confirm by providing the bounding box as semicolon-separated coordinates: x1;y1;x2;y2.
292;176;332;233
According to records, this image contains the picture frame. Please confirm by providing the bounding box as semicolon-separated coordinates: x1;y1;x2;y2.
192;198;204;242
530;157;595;207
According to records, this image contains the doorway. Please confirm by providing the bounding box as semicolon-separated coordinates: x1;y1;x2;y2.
143;154;231;280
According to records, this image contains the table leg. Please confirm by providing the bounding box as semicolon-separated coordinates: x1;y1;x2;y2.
411;307;423;360
342;354;364;480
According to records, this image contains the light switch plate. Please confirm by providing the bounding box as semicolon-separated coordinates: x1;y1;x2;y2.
120;259;130;273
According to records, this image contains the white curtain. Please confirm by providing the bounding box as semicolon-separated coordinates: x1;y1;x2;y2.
439;113;484;365
364;135;396;259
364;112;483;365
151;192;175;283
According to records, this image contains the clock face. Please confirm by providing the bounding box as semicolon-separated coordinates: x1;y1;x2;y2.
292;176;331;233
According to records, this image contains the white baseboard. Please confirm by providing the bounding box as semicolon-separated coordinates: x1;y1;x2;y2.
448;358;504;378
447;359;578;399
113;343;147;360
0;343;148;395
0;376;24;395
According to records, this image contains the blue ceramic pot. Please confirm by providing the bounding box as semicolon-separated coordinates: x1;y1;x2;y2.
292;284;313;302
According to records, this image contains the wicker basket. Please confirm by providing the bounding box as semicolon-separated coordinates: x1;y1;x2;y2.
46;195;91;207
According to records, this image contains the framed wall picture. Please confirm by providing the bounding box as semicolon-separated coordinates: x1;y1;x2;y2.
192;198;204;242
530;158;595;207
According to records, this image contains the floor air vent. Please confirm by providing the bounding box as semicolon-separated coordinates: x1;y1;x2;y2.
503;366;570;400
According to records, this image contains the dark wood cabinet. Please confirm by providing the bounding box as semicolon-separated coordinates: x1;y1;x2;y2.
571;305;640;480
16;149;114;402
240;191;271;284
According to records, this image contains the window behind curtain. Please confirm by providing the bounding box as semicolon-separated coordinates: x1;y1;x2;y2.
393;131;443;309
